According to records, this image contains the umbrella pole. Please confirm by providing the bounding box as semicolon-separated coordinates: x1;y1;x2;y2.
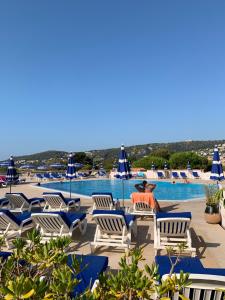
70;179;72;199
122;180;124;210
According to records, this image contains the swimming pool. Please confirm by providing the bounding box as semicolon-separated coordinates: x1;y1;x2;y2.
42;180;206;201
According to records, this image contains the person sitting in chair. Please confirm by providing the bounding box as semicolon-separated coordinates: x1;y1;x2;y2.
134;180;156;193
134;180;160;211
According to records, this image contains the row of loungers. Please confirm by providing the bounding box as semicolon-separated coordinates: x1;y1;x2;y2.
157;171;200;179
1;192;225;294
36;172;91;180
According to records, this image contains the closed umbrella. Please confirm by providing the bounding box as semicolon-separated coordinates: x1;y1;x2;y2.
187;161;191;171
115;145;132;208
66;153;77;198
6;156;19;193
151;162;156;170
210;146;224;182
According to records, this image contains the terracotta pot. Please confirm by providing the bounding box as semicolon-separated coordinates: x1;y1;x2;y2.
204;213;221;224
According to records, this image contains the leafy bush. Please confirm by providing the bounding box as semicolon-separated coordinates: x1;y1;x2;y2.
133;156;168;169
169;152;209;170
0;231;190;300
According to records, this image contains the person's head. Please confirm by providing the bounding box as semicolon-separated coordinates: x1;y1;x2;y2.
143;180;147;186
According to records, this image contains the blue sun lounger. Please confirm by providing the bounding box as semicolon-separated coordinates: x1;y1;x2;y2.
31;211;87;241
180;172;187;179
5;193;45;213
171;171;179;179
192;171;200;178
157;171;165;179
0;210;34;248
43;192;80;211
36;173;44;180
0;251;108;297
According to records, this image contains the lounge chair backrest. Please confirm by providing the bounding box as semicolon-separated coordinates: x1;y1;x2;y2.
172;172;178;176
135;202;152;211
162;274;225;298
5;193;29;210
0;211;19;230
157;217;191;237
93;212;126;234
43;193;66;209
193;171;199;177
32;213;69;234
92;194;114;210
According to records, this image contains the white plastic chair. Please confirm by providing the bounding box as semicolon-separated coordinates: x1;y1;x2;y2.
91;193;120;213
43;192;80;212
90;210;137;252
162;273;225;299
0;210;33;248
5;193;44;212
31;212;87;241
154;212;196;257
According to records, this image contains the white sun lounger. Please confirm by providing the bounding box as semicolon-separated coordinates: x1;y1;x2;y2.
162;274;225;299
132;201;155;216
31;212;87;241
91;193;120;213
0;210;33;248
43;192;80;212
90;210;137;252
5;193;44;213
154;212;196;257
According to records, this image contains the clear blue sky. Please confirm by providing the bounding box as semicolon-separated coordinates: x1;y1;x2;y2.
1;1;225;159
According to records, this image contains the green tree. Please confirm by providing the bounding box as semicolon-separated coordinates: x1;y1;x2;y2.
150;148;171;160
169;152;209;170
132;156;168;169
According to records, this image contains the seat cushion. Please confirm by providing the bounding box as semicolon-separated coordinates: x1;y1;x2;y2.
93;210;136;228
0;198;9;205
64;198;80;205
155;255;205;277
155;255;225;278
68;254;108;297
156;212;192;220
29;197;45;203
0;210;32;226
37;212;86;228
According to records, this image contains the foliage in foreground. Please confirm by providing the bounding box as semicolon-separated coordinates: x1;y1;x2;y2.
0;231;191;300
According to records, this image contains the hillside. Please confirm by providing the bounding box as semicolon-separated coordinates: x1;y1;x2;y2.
7;139;225;163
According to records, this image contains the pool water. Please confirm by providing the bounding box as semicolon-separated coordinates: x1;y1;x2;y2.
42;180;205;201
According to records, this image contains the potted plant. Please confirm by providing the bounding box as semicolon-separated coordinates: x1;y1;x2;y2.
220;189;225;229
204;185;222;224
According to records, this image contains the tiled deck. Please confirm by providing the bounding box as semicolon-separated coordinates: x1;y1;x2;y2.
1;183;225;270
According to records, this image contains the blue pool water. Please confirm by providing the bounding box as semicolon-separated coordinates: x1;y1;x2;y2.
42;180;205;201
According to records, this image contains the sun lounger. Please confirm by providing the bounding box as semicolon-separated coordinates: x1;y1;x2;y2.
31;211;87;241
0;251;108;297
0;198;9;208
171;171;179;179
131;192;156;216
157;256;225;298
90;210;137;252
192;171;200;179
180;172;187;179
91;192;120;213
36;173;44;180
0;210;33;248
155;255;225;278
43;192;80;212
68;254;108;297
157;171;165;179
43;173;52;180
154;212;196;257
5;193;45;213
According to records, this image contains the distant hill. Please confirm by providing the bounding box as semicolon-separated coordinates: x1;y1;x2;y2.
15;150;68;161
2;139;224;163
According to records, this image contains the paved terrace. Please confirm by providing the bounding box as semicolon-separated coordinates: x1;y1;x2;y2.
1;182;225;271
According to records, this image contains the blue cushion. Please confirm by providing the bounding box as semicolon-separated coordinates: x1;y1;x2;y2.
64;198;80;204
0;210;31;226
0;252;12;260
156;212;192;220
180;172;187;177
155;256;205;277
155;256;225;278
68;254;108;297
93;210;136;228
34;212;86;228
0;198;9;205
